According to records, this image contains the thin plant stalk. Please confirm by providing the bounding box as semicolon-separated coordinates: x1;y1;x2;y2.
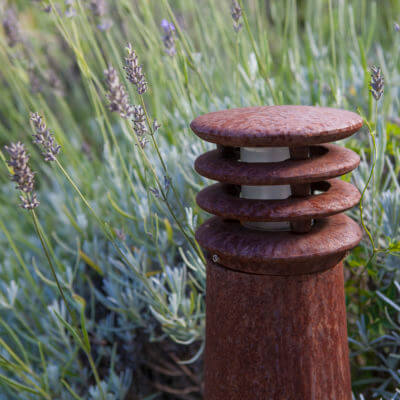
357;104;379;281
359;115;377;253
127;113;204;261
237;0;279;104
54;158;171;311
161;0;214;100
31;212;106;400
30;209;77;325
138;95;191;225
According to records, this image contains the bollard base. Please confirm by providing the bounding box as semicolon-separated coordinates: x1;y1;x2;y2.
205;260;352;400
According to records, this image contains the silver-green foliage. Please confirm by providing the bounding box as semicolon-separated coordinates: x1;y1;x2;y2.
0;0;399;398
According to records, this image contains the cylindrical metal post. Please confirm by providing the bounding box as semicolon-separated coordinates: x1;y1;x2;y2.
190;106;363;400
205;261;350;399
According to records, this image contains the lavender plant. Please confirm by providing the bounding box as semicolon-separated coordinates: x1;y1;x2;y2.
2;8;20;47
30;112;61;162
124;43;148;95
231;1;243;33
90;0;107;17
0;0;399;399
4;142;39;210
161;20;176;57
370;66;384;101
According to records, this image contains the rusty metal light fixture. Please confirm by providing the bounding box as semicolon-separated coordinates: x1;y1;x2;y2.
190;105;363;400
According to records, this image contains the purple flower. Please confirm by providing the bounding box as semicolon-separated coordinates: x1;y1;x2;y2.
2;8;21;47
104;66;134;118
370;66;384;101
161;19;175;33
124;44;148;94
231;1;243;33
5;142;39;210
160;19;176;56
30;112;61;162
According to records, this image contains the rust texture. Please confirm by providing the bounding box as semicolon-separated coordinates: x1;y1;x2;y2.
195;144;360;185
205;260;352;400
290;145;311;160
289;146;313;232
196;214;362;275
190;105;363;399
191;105;363;147
197;179;360;222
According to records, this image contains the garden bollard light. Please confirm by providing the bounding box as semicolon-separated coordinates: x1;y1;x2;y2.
190;106;364;400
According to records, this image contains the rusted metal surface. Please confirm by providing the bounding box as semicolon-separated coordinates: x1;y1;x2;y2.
290;145;310;160
195;144;360;185
191;105;362;147
205;260;352;400
190;105;363;399
196;179;360;222
289;146;313;232
196;214;362;275
290;182;311;197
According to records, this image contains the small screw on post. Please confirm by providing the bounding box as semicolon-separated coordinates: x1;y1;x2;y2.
212;254;220;263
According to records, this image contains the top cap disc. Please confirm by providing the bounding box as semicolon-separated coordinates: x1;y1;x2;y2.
190;105;363;147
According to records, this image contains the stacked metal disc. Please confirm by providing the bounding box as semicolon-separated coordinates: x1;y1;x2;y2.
190;105;364;275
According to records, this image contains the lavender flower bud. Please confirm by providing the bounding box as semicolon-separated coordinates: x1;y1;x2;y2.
65;0;77;18
164;175;171;192
136;136;148;149
30;112;61;162
152;119;161;132
104;66;134;118
149;187;161;198
5;142;39;210
131;105;149;148
161;19;176;57
19;193;40;210
370;66;384;101
2;8;21;47
124;44;148;95
231;1;243;33
394;22;400;32
89;0;112;31
97;18;112;32
133;105;147;135
90;0;107;17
